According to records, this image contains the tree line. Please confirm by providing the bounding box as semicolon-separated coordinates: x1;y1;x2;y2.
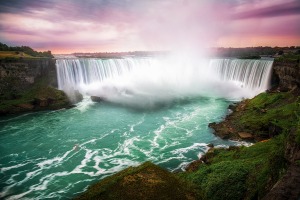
0;42;53;58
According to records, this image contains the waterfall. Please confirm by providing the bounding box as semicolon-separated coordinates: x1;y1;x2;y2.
209;58;273;93
56;57;273;106
56;58;152;90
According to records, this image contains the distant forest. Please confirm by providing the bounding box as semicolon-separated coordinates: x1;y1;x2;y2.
213;46;300;58
0;42;53;58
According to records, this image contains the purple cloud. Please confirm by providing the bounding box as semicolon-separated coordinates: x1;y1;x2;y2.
233;1;300;19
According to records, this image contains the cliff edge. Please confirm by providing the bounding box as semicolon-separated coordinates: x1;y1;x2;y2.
0;58;72;115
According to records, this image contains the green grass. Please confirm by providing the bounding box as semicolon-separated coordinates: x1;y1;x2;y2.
230;92;300;137
180;134;287;200
75;162;199;200
275;54;300;62
0;51;53;60
0;51;33;59
0;77;70;113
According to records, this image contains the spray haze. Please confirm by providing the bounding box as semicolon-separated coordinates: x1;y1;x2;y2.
56;57;273;108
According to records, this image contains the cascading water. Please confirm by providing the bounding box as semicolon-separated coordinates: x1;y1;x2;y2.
209;58;273;95
56;57;273;105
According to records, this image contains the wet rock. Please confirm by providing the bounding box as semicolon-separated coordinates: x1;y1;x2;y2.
238;132;254;140
207;143;214;148
91;96;104;102
228;104;237;111
39;98;49;107
272;60;300;91
185;160;203;172
200;148;215;164
34;97;49;107
16;103;34;110
209;122;237;140
263;164;300;200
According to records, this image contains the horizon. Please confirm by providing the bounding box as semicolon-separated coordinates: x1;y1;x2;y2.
0;0;300;54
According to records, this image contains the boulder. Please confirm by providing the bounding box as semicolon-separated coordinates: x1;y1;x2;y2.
238;132;253;140
16;103;34;110
34;97;49;107
39;98;49;107
185;160;203;172
91;96;104;102
207;143;214;148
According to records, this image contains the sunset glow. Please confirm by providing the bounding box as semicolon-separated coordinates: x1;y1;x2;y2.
0;0;299;53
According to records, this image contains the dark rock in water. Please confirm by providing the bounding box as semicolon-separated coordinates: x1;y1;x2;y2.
228;104;236;111
91;96;104;102
209;122;236;140
74;90;83;102
207;143;214;148
67;90;83;103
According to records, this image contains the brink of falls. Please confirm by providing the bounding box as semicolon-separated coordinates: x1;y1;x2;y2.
56;57;273;106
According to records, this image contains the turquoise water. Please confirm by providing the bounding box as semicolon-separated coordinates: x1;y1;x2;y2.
0;97;243;199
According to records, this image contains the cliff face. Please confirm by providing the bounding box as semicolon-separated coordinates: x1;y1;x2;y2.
0;58;71;115
272;60;300;91
0;59;57;96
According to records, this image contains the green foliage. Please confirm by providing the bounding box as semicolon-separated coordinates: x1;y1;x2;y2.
181;135;287;200
76;162;199;200
295;111;300;145
275;53;300;62
231;92;300;137
0;77;70;113
0;42;53;58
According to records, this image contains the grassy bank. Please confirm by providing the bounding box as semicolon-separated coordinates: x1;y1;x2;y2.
180;135;287;199
76;162;199;200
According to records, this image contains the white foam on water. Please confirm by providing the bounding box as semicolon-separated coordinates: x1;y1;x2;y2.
75;96;95;112
152;124;166;147
1;161;31;173
156;155;186;165
172;161;191;172
37;149;73;168
171;143;207;155
71;149;98;176
93;156;106;174
129;115;145;132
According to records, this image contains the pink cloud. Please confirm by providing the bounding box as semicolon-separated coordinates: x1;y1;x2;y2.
0;0;299;53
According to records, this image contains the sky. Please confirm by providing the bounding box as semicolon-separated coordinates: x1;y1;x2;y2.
0;0;299;53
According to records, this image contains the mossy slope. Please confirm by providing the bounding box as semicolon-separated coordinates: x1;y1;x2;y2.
180;135;287;200
76;162;199;200
210;91;300;140
0;77;71;115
